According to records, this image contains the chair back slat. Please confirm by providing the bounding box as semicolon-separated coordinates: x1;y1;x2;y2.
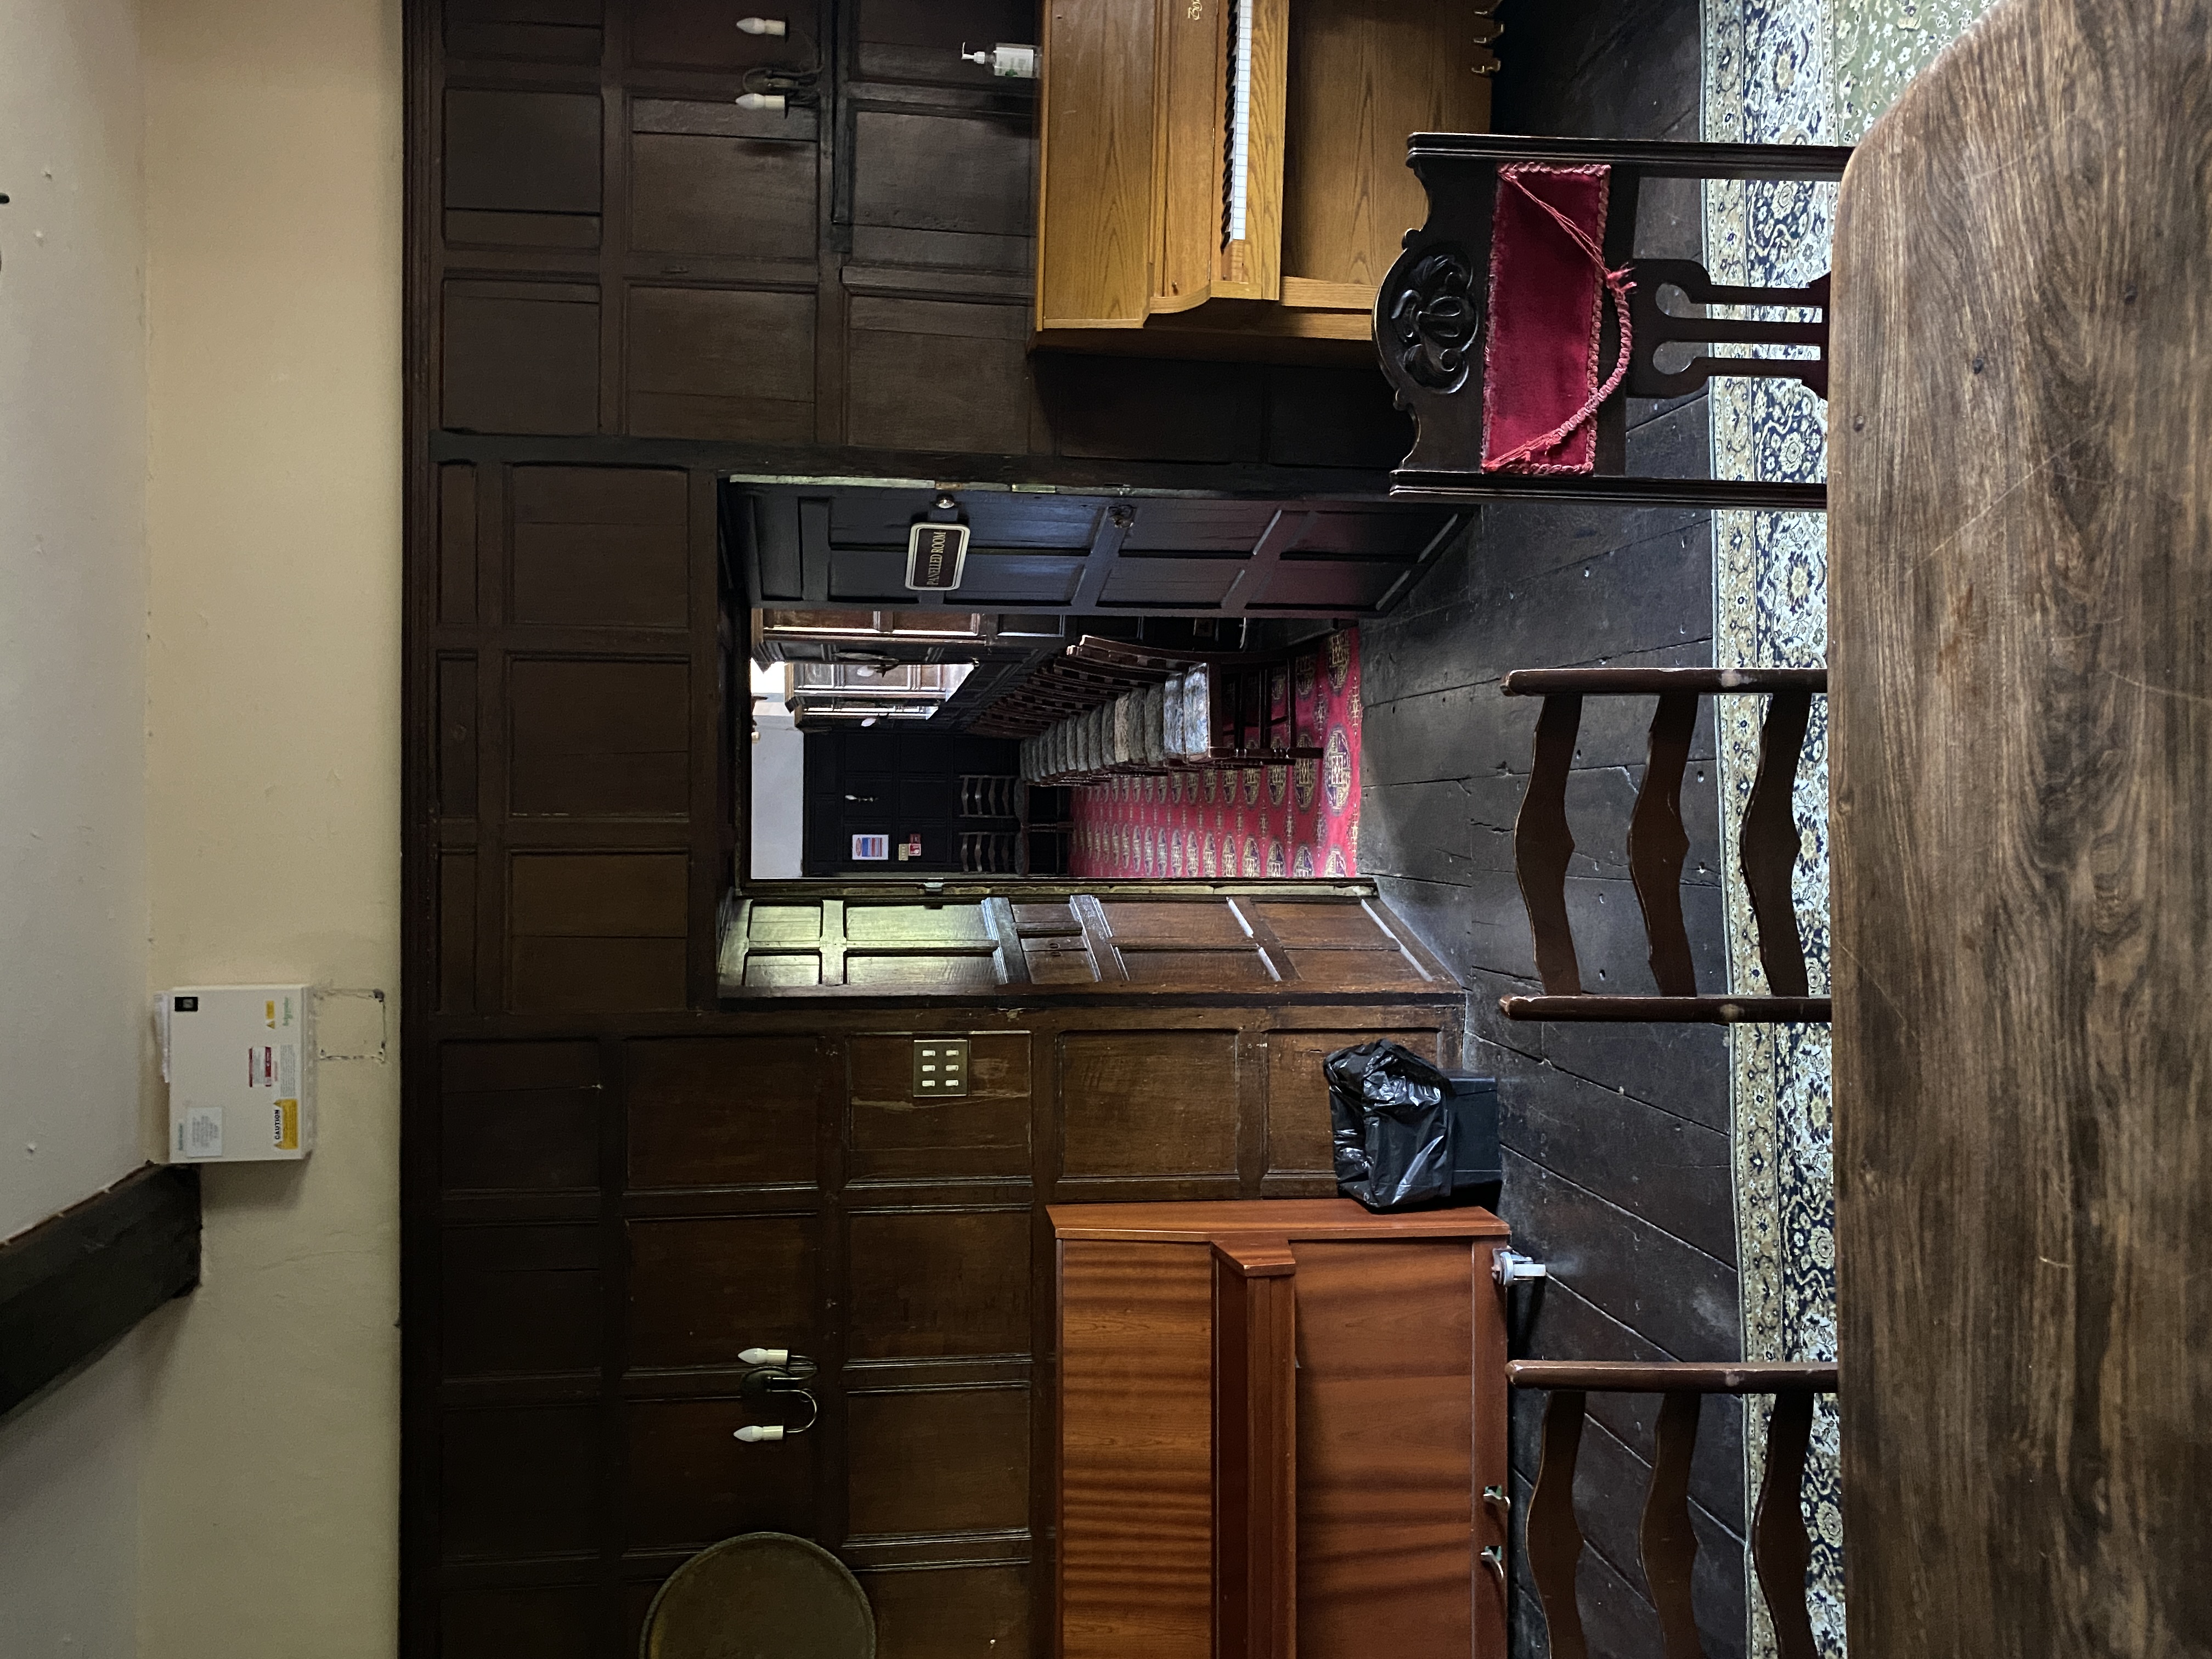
1740;689;1814;997
1628;693;1701;995
1752;1388;1821;1659
1508;1362;1835;1657
1526;1389;1592;1659
1514;693;1584;994
1638;1389;1708;1659
1498;671;1825;1023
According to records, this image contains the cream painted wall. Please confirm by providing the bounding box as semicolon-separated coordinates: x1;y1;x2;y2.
138;2;404;1656
0;0;154;1651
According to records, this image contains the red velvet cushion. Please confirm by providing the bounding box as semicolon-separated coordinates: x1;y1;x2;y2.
1481;163;1614;475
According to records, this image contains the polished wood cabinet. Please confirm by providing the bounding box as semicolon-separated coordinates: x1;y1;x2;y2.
1052;1199;1509;1659
1035;0;1500;361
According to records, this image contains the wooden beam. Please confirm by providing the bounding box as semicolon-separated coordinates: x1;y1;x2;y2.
1;1163;200;1415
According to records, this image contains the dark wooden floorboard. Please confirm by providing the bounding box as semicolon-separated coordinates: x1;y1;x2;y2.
1360;1;1745;1651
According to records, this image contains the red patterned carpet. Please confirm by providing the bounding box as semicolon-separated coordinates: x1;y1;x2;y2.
1069;630;1362;880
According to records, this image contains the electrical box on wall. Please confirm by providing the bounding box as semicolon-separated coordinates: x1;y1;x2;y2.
158;985;317;1163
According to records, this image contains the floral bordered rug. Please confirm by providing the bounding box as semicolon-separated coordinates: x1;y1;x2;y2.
1702;2;1996;1655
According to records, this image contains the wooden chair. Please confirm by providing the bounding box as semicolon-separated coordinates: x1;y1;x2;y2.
1374;137;1854;509
1510;1360;1838;1659
1501;667;1829;1025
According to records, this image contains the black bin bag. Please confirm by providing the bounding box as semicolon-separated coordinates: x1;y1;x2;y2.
1324;1040;1500;1213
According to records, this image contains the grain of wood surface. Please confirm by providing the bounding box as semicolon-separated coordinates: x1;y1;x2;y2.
1831;0;2212;1650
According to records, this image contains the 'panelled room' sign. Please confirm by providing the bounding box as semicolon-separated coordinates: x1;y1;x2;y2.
905;522;970;591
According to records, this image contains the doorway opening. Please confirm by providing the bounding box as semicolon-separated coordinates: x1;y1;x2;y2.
730;478;1459;888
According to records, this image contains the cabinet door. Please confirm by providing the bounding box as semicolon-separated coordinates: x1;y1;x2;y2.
1056;1240;1216;1659
1293;1238;1509;1659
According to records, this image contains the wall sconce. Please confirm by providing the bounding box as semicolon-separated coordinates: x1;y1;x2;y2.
737;16;787;35
731;1348;819;1444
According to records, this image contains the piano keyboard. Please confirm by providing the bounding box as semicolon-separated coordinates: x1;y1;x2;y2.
1223;0;1254;245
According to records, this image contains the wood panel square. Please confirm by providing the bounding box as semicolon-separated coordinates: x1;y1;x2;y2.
443;284;600;436
510;937;688;1012
1265;1027;1444;1178
1098;900;1248;945
843;955;1001;993
1059;1031;1241;1177
631;131;815;259
851;110;1031;236
1250;901;1392;947
1119;949;1272;988
623;1398;816;1548
627;1215;814;1369
512;465;688;627
442;1588;601;1659
627;1037;819;1189
631;0;817;69
627;286;814;441
848;1032;1030;1182
439;1406;599;1560
442;1083;600;1190
508;853;688;1014
847;1209;1031;1359
444;89;602;213
847;1386;1030;1536
862;1564;1031;1659
442;1224;604;1379
845;297;1031;455
509;658;689;816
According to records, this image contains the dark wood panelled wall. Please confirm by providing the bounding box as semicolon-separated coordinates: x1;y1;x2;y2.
402;5;1464;1658
418;0;1413;483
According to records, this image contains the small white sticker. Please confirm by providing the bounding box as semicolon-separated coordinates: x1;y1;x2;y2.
184;1106;224;1159
279;1043;298;1094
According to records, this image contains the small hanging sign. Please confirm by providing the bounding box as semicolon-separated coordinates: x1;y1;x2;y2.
905;522;970;591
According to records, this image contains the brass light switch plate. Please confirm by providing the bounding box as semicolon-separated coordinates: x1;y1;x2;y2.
912;1039;970;1097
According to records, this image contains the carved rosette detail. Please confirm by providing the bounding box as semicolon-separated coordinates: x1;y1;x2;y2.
1385;249;1481;394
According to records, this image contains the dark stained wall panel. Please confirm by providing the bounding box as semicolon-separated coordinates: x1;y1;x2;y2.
441;1223;604;1377
630;132;816;261
1059;1031;1242;1176
843;296;1031;455
446;0;603;64
846;1208;1031;1359
851;110;1033;238
439;1077;600;1191
626;286;815;441
438;853;477;1014
627;1215;816;1368
438;656;479;816
441;1588;600;1659
623;1400;816;1547
439;1406;600;1560
629;0;819;69
442;283;601;435
1034;356;1263;464
511;464;690;628
861;1565;1030;1659
438;464;477;623
444;89;603;214
845;1386;1030;1536
506;851;689;1012
626;1036;820;1189
507;657;689;816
